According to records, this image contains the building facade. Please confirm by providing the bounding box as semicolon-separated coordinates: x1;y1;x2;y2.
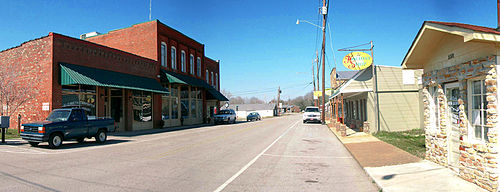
402;21;500;191
85;20;226;128
0;20;227;132
329;66;423;133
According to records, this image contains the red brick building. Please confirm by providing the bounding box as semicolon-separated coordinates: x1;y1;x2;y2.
0;20;227;131
86;20;226;127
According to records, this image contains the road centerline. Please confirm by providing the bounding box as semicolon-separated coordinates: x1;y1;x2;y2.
213;119;300;192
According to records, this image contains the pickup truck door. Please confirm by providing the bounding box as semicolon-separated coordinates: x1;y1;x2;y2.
66;110;88;139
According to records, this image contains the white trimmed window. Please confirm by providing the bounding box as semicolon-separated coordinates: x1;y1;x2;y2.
189;54;194;75
171;46;177;70
469;79;488;142
206;70;209;82
197;57;201;77
181;50;186;72
211;72;214;86
215;73;218;90
161;42;166;67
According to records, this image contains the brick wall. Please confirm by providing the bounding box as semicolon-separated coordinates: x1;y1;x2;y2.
204;57;220;89
51;33;162;129
0;35;53;129
85;21;158;61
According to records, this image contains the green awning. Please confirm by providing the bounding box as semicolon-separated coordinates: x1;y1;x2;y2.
161;69;229;101
60;63;169;94
207;88;229;101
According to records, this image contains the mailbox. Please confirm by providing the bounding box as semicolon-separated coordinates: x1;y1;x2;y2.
0;116;10;128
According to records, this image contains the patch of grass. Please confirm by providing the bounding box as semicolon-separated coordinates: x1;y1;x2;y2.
374;129;425;159
2;128;20;139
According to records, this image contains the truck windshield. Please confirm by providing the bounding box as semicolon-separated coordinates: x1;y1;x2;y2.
218;110;231;114
305;108;319;112
46;110;71;122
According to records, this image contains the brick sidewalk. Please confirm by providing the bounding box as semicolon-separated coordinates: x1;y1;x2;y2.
327;124;487;192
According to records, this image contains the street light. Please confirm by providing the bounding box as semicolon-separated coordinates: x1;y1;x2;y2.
296;3;327;125
296;19;324;30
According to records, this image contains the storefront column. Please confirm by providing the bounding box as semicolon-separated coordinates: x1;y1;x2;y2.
124;89;133;131
153;93;162;128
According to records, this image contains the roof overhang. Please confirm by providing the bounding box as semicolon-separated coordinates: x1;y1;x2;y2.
402;21;500;69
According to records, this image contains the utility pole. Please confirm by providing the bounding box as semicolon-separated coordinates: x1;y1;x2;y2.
277;86;281;116
316;51;320;107
320;0;328;124
312;59;316;106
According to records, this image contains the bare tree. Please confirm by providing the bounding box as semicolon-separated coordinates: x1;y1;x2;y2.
0;64;39;116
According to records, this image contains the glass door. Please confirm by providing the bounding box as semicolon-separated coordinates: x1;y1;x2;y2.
445;82;460;171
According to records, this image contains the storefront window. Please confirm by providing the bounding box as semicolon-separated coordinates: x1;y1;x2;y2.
161;85;170;120
61;85;96;119
171;86;179;119
180;86;189;119
132;90;152;122
470;79;488;142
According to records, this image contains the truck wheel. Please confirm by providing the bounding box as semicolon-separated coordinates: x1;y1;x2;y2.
28;142;39;147
76;138;85;143
48;133;63;149
95;130;107;143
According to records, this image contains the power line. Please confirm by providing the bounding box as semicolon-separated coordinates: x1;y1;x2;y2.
230;82;312;96
230;82;309;94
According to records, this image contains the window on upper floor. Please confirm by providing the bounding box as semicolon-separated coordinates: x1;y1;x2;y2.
189;54;194;75
215;73;218;90
181;51;186;72
161;42;166;67
206;70;209;82
197;57;202;77
171;46;177;70
211;72;214;86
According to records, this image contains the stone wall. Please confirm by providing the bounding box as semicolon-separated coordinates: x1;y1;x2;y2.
423;55;498;191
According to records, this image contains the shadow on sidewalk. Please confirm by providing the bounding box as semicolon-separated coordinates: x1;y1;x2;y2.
111;120;253;137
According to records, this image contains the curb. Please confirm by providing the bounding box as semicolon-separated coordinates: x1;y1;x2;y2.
325;125;384;192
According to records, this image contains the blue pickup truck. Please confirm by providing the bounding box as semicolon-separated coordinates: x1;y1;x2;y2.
20;108;115;148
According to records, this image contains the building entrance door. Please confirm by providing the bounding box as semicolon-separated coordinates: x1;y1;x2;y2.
445;82;460;171
110;89;124;132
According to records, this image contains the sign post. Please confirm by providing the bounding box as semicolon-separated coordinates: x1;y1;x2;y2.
0;116;10;143
338;42;379;132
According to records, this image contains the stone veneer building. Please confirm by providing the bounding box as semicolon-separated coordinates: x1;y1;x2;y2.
403;21;500;191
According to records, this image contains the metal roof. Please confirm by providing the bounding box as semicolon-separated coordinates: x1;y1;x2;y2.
60;63;168;94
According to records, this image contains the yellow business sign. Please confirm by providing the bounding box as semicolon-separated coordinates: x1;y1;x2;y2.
313;89;333;98
342;52;373;70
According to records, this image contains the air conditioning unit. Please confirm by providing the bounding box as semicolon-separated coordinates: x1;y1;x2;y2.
80;31;101;39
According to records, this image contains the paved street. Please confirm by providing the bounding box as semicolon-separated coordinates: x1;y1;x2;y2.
0;115;377;192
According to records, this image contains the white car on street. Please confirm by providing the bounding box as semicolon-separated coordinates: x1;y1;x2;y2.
303;106;321;123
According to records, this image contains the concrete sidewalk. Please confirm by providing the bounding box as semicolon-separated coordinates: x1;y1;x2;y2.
327;125;487;192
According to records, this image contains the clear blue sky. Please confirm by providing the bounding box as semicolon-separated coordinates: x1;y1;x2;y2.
0;0;498;101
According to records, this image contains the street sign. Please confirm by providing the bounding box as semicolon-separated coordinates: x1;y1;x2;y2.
342;52;373;70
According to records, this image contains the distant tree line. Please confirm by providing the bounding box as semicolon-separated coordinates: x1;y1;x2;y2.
222;89;313;110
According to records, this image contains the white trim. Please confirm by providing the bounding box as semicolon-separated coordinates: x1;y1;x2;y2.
161;42;167;67
189;54;194;75
341;89;372;94
467;78;487;143
403;22;500;68
171;46;177;70
197;57;202;77
181;50;186;72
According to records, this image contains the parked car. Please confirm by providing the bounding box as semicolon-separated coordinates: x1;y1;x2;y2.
214;109;237;124
246;112;261;121
20;108;115;149
302;106;321;123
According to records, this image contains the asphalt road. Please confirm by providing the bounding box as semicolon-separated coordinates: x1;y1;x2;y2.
0;115;378;192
